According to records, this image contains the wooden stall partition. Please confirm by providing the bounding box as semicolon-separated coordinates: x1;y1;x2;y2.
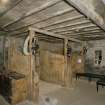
7;43;29;97
71;52;84;74
40;50;65;85
8;47;29;75
6;39;39;104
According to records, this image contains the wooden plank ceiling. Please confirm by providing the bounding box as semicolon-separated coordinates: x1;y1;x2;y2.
0;0;105;41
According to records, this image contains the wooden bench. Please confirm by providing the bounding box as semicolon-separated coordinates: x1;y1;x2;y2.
76;73;104;82
96;78;105;92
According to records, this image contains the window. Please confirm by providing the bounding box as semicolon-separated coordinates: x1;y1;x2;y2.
95;50;102;65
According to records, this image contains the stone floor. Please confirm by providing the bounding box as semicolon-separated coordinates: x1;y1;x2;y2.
0;80;105;105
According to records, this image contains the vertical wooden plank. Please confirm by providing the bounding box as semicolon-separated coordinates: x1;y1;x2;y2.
28;30;39;103
3;36;6;66
33;32;39;103
81;42;85;73
7;38;10;69
64;38;68;86
28;30;34;101
64;39;73;87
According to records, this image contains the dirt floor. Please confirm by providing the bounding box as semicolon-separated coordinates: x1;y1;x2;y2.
39;80;105;105
0;95;10;105
0;80;105;105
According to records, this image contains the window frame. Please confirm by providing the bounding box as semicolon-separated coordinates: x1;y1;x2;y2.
94;50;102;66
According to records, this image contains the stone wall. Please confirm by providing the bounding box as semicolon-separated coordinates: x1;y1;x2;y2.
0;36;4;65
85;40;105;75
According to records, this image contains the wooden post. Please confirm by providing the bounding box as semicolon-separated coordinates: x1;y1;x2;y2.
33;32;39;103
64;39;73;87
3;36;6;66
7;39;10;70
64;38;68;86
28;30;34;101
28;30;39;103
81;41;85;73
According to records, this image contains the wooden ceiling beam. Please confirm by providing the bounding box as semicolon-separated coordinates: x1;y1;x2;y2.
63;31;105;36
62;0;105;32
54;25;96;33
68;34;105;41
57;28;102;34
40;15;83;29
0;0;23;18
68;34;105;37
28;27;82;43
46;20;91;31
78;36;105;41
8;27;82;43
4;8;74;32
3;0;61;28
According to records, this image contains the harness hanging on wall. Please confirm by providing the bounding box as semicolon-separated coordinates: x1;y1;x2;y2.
67;45;72;57
23;35;39;56
80;46;87;55
83;46;87;55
